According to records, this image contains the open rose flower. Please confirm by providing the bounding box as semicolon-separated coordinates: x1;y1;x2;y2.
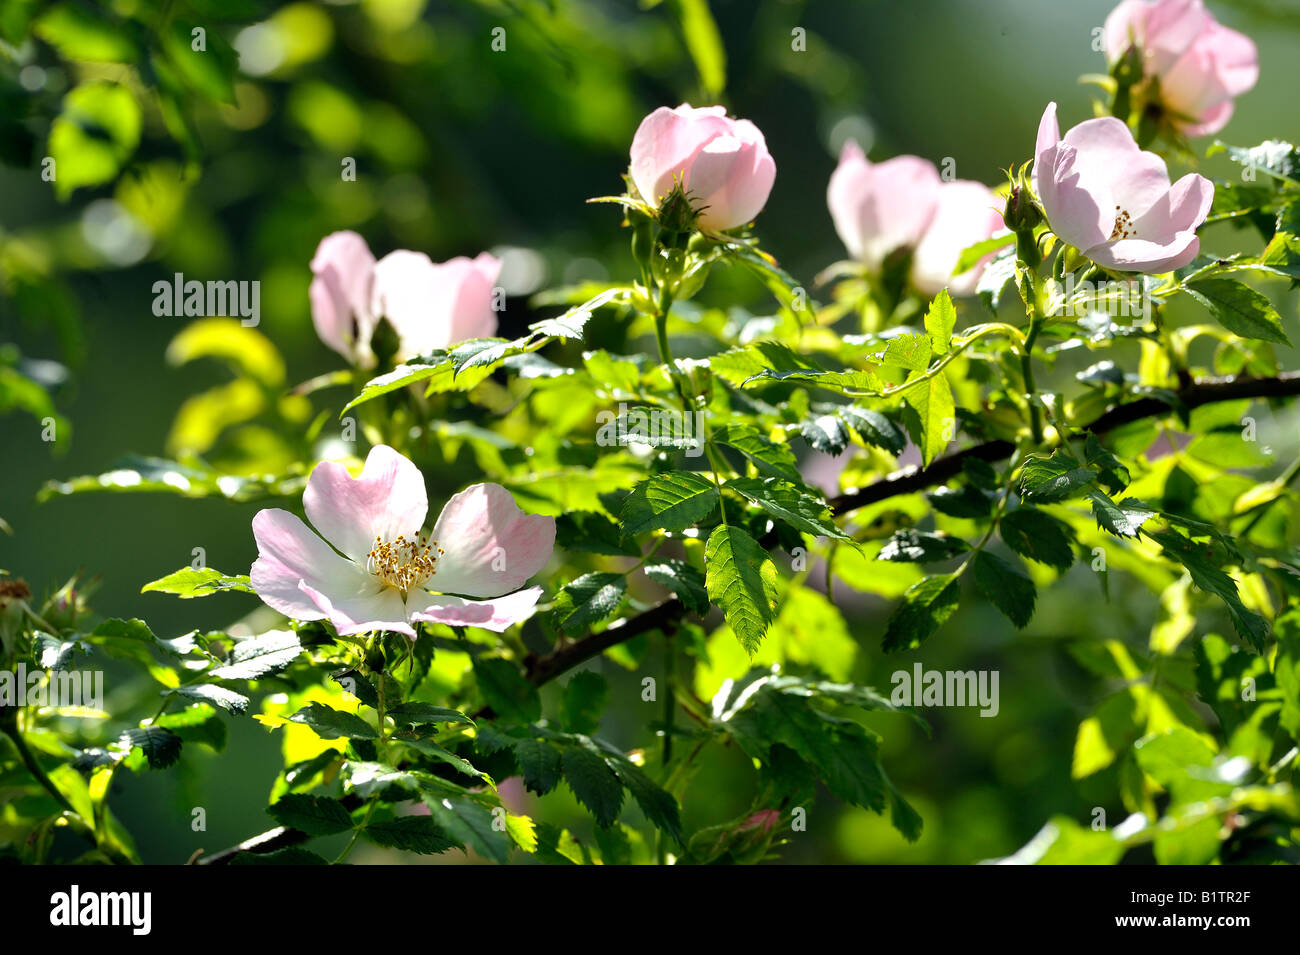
310;231;378;367
250;445;554;637
629;104;776;231
1033;101;1213;274
371;251;502;362
911;181;1005;296
828;141;1003;294
1103;0;1258;136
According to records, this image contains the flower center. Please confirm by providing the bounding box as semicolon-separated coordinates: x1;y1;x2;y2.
1110;205;1136;241
367;534;444;592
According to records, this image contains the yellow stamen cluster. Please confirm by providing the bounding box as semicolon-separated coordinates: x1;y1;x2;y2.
367;534;444;592
1110;205;1136;241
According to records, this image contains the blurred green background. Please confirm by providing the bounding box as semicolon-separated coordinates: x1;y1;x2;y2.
2;0;1298;863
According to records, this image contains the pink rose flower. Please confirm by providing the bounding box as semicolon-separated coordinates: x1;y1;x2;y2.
371;251;502;361
310;231;377;367
1033;102;1213;274
828;141;1003;295
911;181;1005;296
1103;0;1258;136
828;141;940;270
250;445;555;638
629;104;776;231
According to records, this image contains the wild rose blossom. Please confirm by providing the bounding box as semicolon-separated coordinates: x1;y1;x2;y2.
310;231;378;367
309;233;501;365
1103;0;1258;136
629;104;776;231
1033;102;1213;274
250;445;554;637
827;141;1003;295
371;251;502;361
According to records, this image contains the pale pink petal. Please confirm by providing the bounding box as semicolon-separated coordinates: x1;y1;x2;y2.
1134;172;1214;237
310;231;376;366
371;249;441;358
441;254;501;344
1180;100;1234;137
1038;143;1112;251
407;587;544;633
251;508;373;621
1085;231;1200;274
428;483;556;599
630;104;734;206
303;445;428;564
911;180;1004;296
1102;0;1149;62
299;578;415;638
828;139;875;260
1142;0;1212;74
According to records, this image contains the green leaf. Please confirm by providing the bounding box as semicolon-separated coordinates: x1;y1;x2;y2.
472;657;542;723
620;471;719;536
597;746;683;842
673;0;726;99
155;705;226;752
1183;278;1290;345
171;683;249;714
644;559;709;614
904;372;954;467
1147;529;1268;650
1018;452;1097;502
209;630;302;680
561;671;610;735
35;4;137;63
400;737;492;783
141;566;254;598
386;703;475;728
877;529;968;563
552;572;627;635
924;289;956;355
288;703;378;740
953;233;1015;274
711;424;799;480
705;524;779;654
879;333;932;372
361;815;459;855
514;738;563;795
972;551;1036;628
266;794;354;836
799;411;851;454
561;745;624;827
161;18;238;104
838;406;906;454
422;795;512;864
744;367;884;396
882;575;960;652
1211;139;1300;185
1088;491;1155;538
117;727;182;769
47;82;141;198
999;507;1074;569
727;477;851;541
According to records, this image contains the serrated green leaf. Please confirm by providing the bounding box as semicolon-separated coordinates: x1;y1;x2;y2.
561;745;624;827
561;671;609;734
727;477;851;540
904;371;954;467
705;524;779;654
515;738;563;795
288;703;377;740
620;471;719;536
644;559;709;614
1183;278;1290;345
553;572;627;635
883;574;960;651
999;507;1074;569
972;551;1036;628
267;794;354;836
361;815;459;855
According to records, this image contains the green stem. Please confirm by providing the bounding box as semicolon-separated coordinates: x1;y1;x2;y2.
3;722;73;815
